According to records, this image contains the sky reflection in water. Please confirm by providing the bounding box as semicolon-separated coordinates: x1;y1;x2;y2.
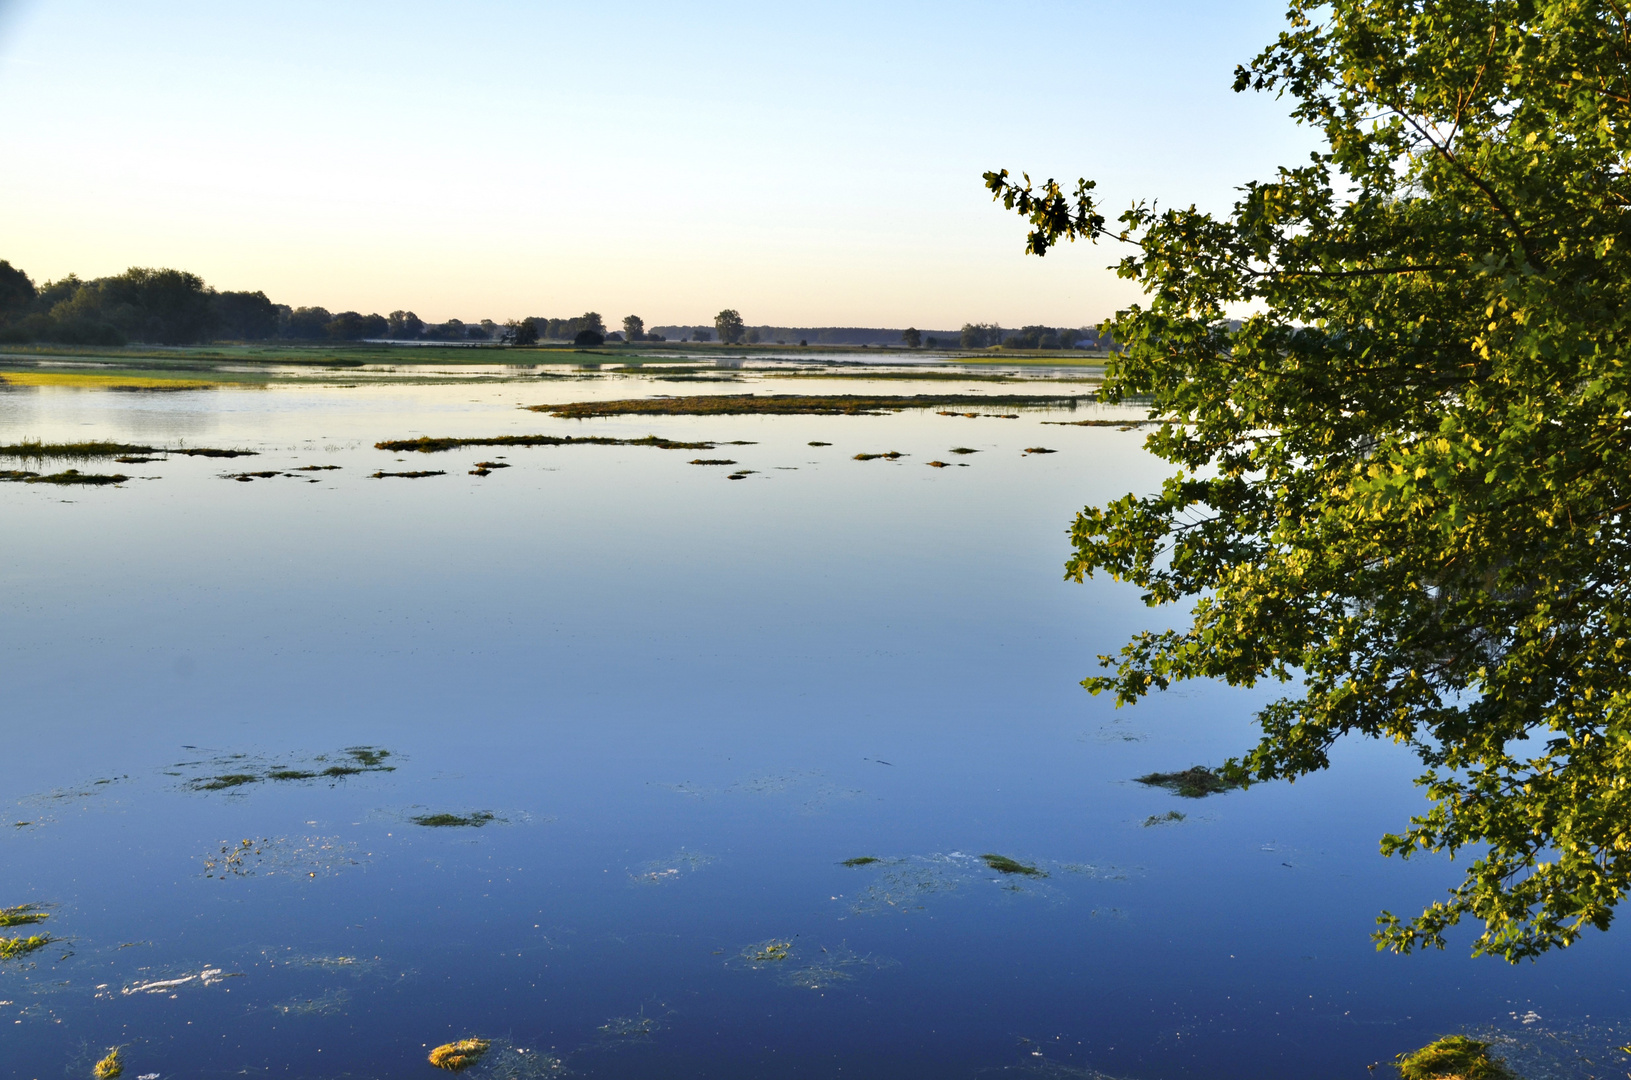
0;377;1621;1079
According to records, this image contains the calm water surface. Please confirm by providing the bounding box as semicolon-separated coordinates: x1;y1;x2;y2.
0;375;1622;1079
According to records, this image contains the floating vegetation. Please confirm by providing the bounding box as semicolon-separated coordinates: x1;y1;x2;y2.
808;441;831;446
92;1047;123;1079
1040;419;1157;427
632;850;716;885
0;469;129;485
186;747;394;792
841;856;881;867
1023;447;1057;455
374;433;715;453
752;940;792;963
114;456;155;463
853;451;904;461
295;464;341;470
0;905;48;928
689;458;736;465
1395;1035;1515;1080
225;470;282;482
1143;811;1187;827
194;773;260;791
370;469;445;479
469;461;511;476
411;811;496;828
927;460;950;467
0;372;213;391
981;853;1047;877
1133;766;1240;798
0;439;156;459
201;836;361;879
430;1038;491;1071
171;447;256;458
598;1010;667;1042
776;944;898;990
949;447;979;454
726;470;754;479
268;987;351;1017
0;934;51;960
529;393;1090;418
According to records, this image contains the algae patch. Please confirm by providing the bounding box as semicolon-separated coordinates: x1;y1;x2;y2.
689;458;737;465
0;904;49;928
1133;766;1240;798
1022;447;1057;455
853;451;904;461
411;811;496;828
841;856;881;867
0;469;129;485
92;1047;123;1079
1143;811;1187;827
430;1038;491;1071
0;934;51;960
185;746;394;792
981;854;1047;877
1395;1035;1516;1080
949;447;979;455
370;469;445;479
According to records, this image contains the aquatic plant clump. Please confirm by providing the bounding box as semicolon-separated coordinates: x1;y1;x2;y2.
0;469;130;485
429;1038;491;1071
374;434;716;453
1143;811;1187;827
841;856;881;867
980;854;1047;877
528;393;1090;418
0;904;48;928
369;470;445;479
689;458;737;465
1022;447;1057;454
0;440;156;459
1134;766;1241;799
853;452;904;461
411;811;496;828
1394;1035;1516;1080
0;933;52;959
92;1047;123;1079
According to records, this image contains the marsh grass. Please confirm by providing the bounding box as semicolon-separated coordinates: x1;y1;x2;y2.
295;464;341;471
1395;1036;1515;1080
689;458;737;465
948;447;979;455
225;471;282;482
0;933;52;960
927;461;950;467
1134;767;1240;798
0;904;48;928
529;393;1090;418
1041;419;1157;427
374;434;716;453
980;854;1047;877
808;441;831;446
92;1047;123;1079
430;1038;491;1071
853;451;904;460
0;439;156;459
0;469;130;485
411;811;496;828
370;470;446;479
1023;447;1057;455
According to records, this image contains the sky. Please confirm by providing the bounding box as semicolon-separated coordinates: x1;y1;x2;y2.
0;0;1320;328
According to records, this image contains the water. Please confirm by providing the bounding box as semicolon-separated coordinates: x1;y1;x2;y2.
0;373;1622;1079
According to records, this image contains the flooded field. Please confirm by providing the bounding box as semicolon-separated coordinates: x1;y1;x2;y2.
0;360;1622;1079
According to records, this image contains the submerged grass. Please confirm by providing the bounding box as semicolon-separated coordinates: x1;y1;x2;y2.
411;811;496;828
980;854;1047;877
0;933;52;959
1134;766;1241;798
1395;1036;1516;1080
528;393;1091;418
429;1038;491;1071
375;433;717;453
92;1047;124;1079
0;904;48;928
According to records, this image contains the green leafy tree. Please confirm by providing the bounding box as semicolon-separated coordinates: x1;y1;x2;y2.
510;319;539;346
714;309;745;345
987;0;1631;961
623;314;644;342
902;327;922;348
0;260;36;322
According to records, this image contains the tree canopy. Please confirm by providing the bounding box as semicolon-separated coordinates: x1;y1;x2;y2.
988;0;1631;961
715;309;745;345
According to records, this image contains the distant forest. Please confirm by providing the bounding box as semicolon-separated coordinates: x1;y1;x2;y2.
0;260;1105;351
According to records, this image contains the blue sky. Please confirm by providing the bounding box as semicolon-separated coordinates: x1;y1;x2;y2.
0;1;1318;327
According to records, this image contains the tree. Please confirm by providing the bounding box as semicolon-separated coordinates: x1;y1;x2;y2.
902;327;922;348
387;310;424;339
213;290;278;340
960;322;1001;349
987;0;1631;962
283;306;333;340
511;319;539;347
578;311;605;335
623;315;644;342
574;328;605;346
0;260;36;321
714;309;745;345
